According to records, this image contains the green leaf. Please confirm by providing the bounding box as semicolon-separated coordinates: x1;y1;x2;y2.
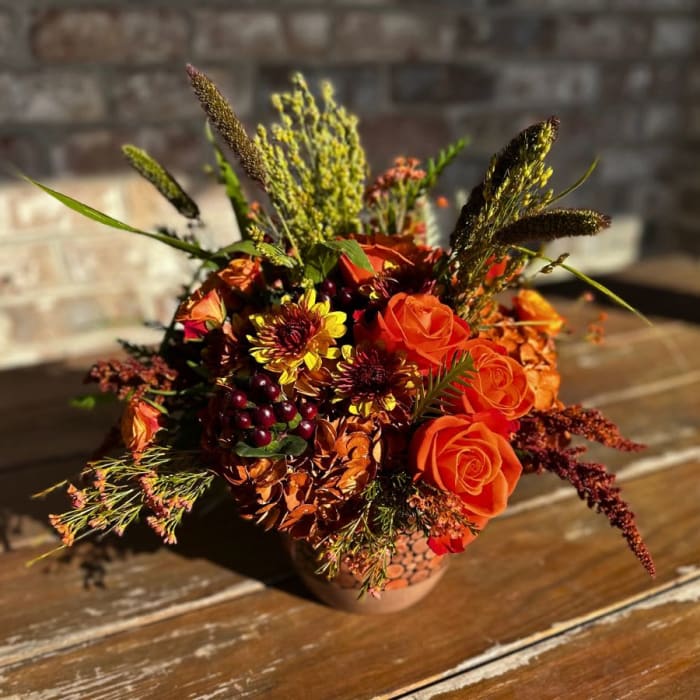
22;175;212;260
303;243;342;284
514;245;652;326
234;435;308;459
277;435;308;456
328;238;373;272
70;393;116;410
211;239;259;261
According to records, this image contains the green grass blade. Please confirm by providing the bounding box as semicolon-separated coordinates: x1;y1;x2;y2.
23;175;212;259
549;157;599;206
514;245;652;326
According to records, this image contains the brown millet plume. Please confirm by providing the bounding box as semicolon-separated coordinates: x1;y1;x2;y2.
494;209;611;246
186;64;267;187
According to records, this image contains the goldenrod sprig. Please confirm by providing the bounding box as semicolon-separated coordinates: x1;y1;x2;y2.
254;74;366;259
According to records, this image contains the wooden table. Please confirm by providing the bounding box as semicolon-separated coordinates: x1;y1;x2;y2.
1;258;699;699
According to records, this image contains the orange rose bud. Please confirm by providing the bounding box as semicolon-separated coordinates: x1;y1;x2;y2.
456;338;535;420
338;234;417;286
410;413;522;519
355;292;471;374
121;400;163;457
175;287;226;340
217;256;262;295
513;289;564;335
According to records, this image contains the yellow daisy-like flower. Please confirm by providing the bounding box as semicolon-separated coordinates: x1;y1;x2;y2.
247;289;347;385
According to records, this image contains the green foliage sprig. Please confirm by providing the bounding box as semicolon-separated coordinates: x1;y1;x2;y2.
408;138;468;211
412;351;475;422
316;472;417;595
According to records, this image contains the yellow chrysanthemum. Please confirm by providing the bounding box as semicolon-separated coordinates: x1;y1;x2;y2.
247;289;347;385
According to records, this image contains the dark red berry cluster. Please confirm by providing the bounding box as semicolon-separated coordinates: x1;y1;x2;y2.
228;373;319;448
317;278;357;309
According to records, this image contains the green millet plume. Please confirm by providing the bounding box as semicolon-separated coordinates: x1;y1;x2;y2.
186;64;267;187
122;145;200;220
495;209;611;245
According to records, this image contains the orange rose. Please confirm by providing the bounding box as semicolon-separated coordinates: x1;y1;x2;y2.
410;413;522;520
339;234;418;286
121;400;163;457
356;293;471;374
175;287;226;340
513;289;564;335
456;338;534;420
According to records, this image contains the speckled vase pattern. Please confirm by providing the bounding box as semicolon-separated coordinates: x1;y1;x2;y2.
287;530;449;614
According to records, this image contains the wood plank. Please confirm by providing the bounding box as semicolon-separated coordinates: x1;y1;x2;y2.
1;457;697;699
557;322;700;406
0;497;292;669
417;573;700;700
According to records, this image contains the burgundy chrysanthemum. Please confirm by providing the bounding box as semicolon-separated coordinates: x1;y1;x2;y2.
333;345;420;420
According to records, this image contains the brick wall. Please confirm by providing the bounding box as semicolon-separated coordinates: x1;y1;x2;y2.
1;1;698;367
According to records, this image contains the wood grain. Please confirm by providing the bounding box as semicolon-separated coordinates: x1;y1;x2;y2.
1;457;697;699
422;573;700;700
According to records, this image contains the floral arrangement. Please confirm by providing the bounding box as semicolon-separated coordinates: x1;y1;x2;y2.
34;66;655;595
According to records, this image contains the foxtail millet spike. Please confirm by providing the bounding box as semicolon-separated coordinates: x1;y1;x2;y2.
494;209;611;246
186;64;267;188
122;145;200;220
489;116;560;192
